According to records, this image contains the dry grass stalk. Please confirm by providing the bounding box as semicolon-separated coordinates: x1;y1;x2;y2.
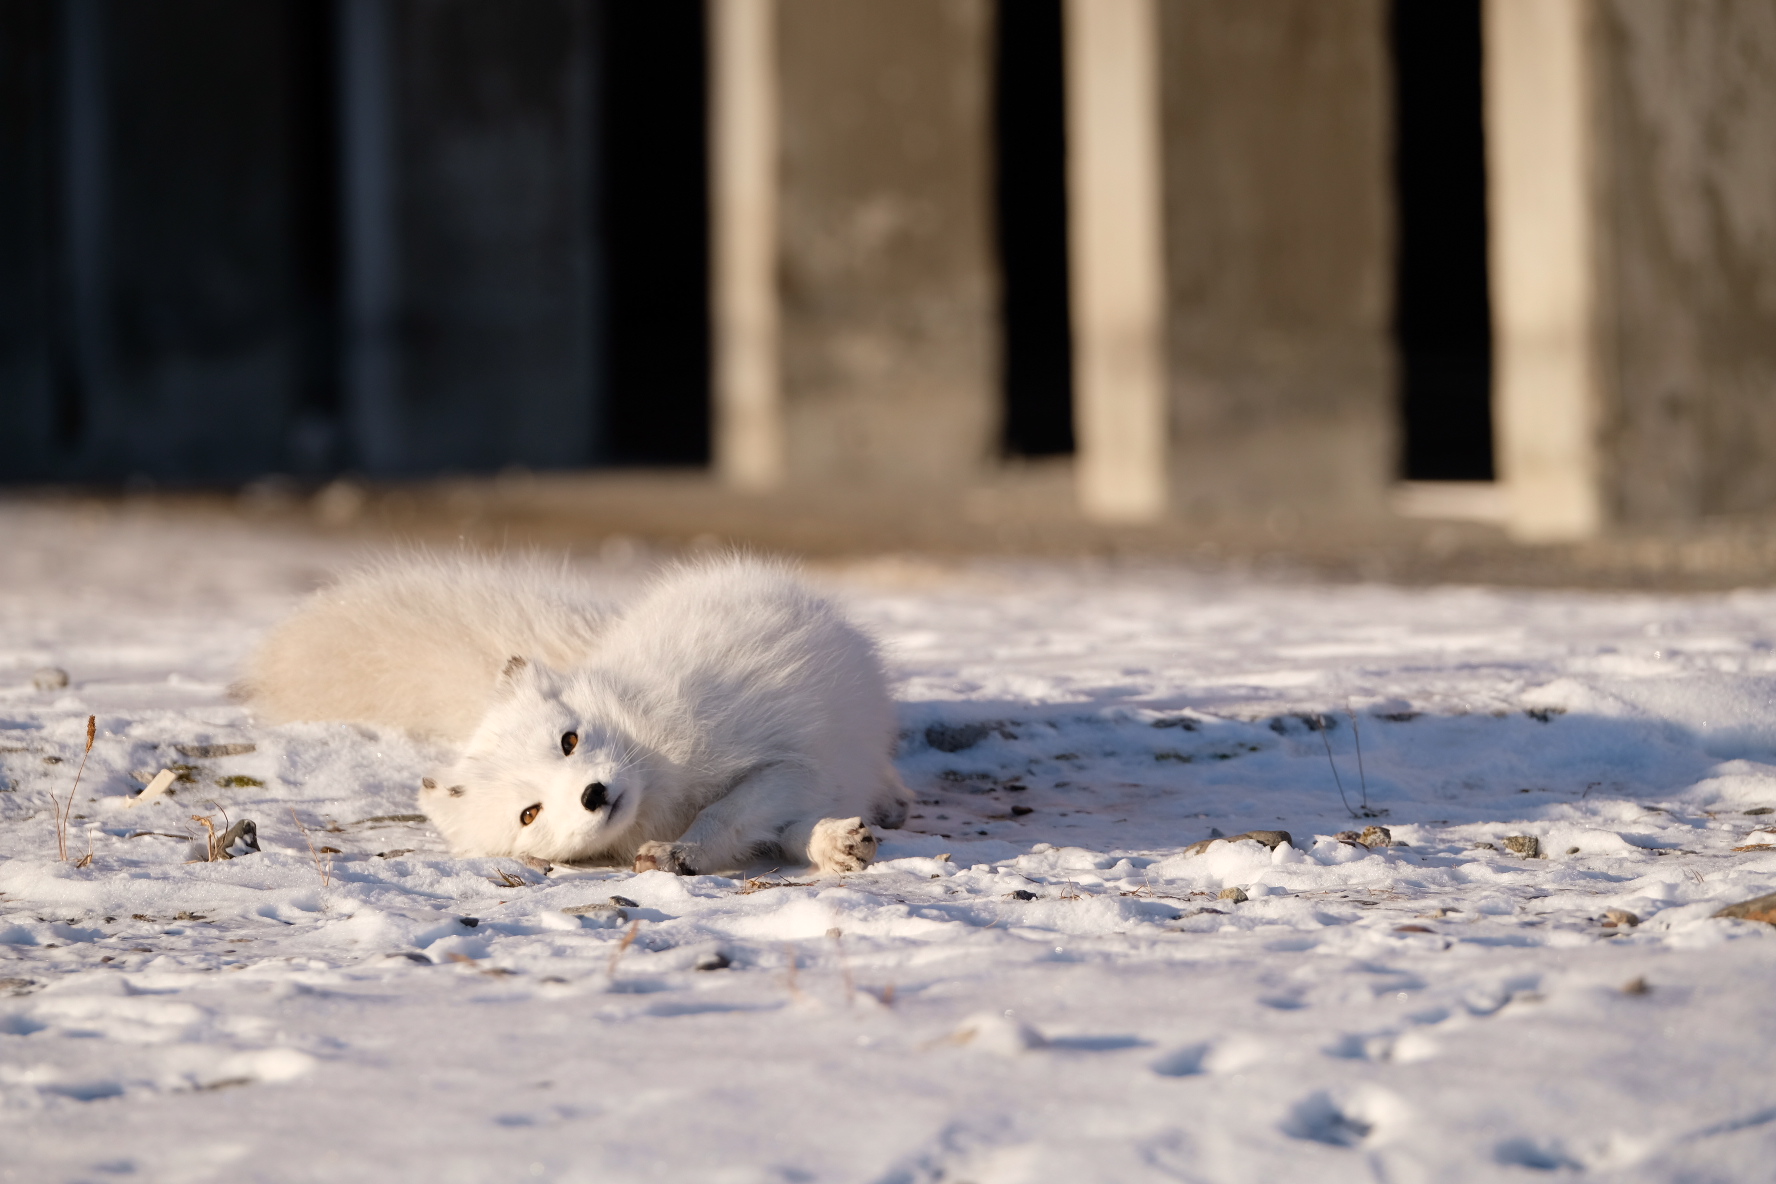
783;942;802;1001
446;952;514;977
191;815;220;861
1346;701;1370;814
288;807;333;888
606;919;641;980
53;716;97;862
826;926;855;1006
738;870;812;894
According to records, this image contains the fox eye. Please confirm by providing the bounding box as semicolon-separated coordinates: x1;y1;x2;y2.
519;803;541;826
561;732;578;756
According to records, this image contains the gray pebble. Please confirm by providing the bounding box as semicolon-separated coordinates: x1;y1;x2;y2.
1502;835;1542;858
31;667;69;692
563;904;629;928
1217;887;1249;903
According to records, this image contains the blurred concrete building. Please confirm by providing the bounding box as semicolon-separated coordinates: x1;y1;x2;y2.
2;1;1774;543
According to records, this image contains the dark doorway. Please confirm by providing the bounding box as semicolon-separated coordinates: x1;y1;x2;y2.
0;2;712;485
597;0;710;466
994;0;1073;457
1391;0;1494;481
0;0;341;483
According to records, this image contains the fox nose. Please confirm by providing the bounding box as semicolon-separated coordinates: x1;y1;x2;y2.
581;782;609;812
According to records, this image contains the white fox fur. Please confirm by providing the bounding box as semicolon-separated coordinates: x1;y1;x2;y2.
245;554;909;874
241;553;611;742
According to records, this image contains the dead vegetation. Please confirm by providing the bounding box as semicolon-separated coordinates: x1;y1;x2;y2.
288;807;333;888
606;919;642;980
51;716;96;864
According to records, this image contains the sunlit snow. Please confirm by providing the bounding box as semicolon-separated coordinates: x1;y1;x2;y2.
2;502;1774;1183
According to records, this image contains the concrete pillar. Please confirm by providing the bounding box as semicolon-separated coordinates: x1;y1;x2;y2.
775;0;998;487
1156;0;1394;526
709;0;784;490
1485;0;1604;542
1064;0;1169;522
1486;0;1776;537
1595;0;1776;525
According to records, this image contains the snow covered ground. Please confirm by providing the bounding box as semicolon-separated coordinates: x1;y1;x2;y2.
3;500;1776;1183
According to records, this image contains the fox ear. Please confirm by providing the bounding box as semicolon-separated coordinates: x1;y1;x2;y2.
495;655;553;694
496;655;534;690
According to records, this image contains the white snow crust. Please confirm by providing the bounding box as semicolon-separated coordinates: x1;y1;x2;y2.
2;503;1775;1183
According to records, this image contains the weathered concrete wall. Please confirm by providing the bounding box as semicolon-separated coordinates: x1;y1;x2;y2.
1597;0;1776;525
776;0;998;485
1158;0;1395;522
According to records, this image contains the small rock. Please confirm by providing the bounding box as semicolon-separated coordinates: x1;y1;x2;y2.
925;723;991;753
1567;846;1582;855
174;743;256;759
0;977;39;995
1745;807;1774;816
1622;976;1650;995
950;1011;1046;1055
458;916;480;928
1393;924;1434;934
1602;909;1640;928
219;820;259;855
608;895;639;908
1009;889;1038;901
694;951;731;971
1472;841;1497;850
563;904;628;928
1010;805;1034;817
1359;825;1393;847
375;849;414;859
1185;830;1293;857
191;819;259;861
31;667;69;692
391;952;431;964
1713;892;1776;924
1217;887;1249;903
1502;835;1542;859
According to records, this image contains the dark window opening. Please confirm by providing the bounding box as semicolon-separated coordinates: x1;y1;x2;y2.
1391;0;1494;481
597;0;710;466
994;0;1073;457
286;0;342;473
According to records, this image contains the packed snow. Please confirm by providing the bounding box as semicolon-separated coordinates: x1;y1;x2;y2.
2;501;1775;1183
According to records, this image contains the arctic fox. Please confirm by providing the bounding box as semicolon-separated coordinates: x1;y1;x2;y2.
245;554;909;874
241;552;612;742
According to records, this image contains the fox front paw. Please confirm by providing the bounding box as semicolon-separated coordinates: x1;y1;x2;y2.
634;840;699;875
808;816;878;874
